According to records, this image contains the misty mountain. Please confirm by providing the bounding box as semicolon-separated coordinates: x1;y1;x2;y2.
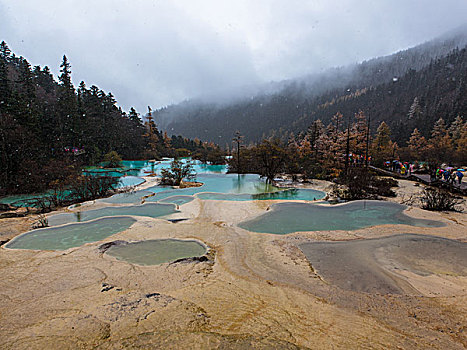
155;26;467;147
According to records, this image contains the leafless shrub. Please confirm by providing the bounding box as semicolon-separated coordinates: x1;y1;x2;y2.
399;194;417;206
334;168;397;200
32;214;49;229
420;187;464;212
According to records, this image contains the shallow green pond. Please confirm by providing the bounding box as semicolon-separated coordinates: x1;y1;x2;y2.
5;217;136;250
100;190;154;204
238;200;445;234
47;203;177;226
196;188;324;201
119;176;145;188
159;195;195;206
0;176;145;207
88;159;227;178
105;239;207;265
1;160;325;207
144;174;325;202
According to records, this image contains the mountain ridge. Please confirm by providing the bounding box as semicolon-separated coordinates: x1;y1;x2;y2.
156;26;467;147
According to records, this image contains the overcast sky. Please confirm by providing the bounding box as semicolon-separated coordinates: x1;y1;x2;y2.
1;0;466;112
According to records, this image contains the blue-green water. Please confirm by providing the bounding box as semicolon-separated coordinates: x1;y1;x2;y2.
143;174;325;202
3;158;446;250
47;203;177;226
2;159;325;207
0;192;57;208
238;200;445;234
0;159;183;207
146;174;276;196
100;190;154;204
0;175;145;207
5;217;136;250
86;159;227;178
105;239;207;265
119;176;145;188
159;195;195;206
197;188;324;201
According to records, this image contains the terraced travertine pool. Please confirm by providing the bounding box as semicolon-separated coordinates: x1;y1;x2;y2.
3;158;445;253
104;173;326;204
47;203;177;226
158;195;195;206
105;239;207;265
299;234;467;294
5;217;136;250
0;159;325;207
238;200;445;234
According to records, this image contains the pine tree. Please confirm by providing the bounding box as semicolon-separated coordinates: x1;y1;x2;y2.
128;107;140;122
59;55;73;92
16;57;39;130
327;112;343;141
407;128;428;161
56;55;79;147
455;121;467;164
0;53;9;113
144;106;162;158
431;117;447;139
232;131;244;173
306;119;324;160
37;66;55;93
427;118;452;163
351;110;368;156
0;41;11;61
163;131;172;150
448;115;464;142
18;58;34;98
371;121;393;165
325;112;345;172
407;97;421;120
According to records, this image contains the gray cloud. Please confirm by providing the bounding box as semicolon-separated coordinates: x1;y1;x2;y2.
1;0;466;112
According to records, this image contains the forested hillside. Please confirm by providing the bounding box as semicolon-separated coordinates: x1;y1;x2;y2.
292;47;467;142
158;30;467;147
0;42;220;195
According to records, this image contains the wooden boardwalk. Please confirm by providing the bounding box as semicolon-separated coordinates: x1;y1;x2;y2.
369;166;467;195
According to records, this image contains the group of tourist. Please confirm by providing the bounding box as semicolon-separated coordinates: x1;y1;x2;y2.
384;160;464;186
435;167;464;185
386;160;415;176
347;153;372;166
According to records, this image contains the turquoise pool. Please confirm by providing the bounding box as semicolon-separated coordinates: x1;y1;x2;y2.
196;188;324;201
105;239;207;265
2;159;324;207
159;195;195;206
100;190;154;204
101;173;325;204
85;159;227;178
0;175;145;207
5;217;136;250
238;200;445;234
144;174;325;202
47;203;178;226
118;176;145;188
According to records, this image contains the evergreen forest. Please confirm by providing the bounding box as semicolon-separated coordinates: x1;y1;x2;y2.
0;42;221;196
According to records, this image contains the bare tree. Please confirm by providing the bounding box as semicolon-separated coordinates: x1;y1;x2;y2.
232;131;244;174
